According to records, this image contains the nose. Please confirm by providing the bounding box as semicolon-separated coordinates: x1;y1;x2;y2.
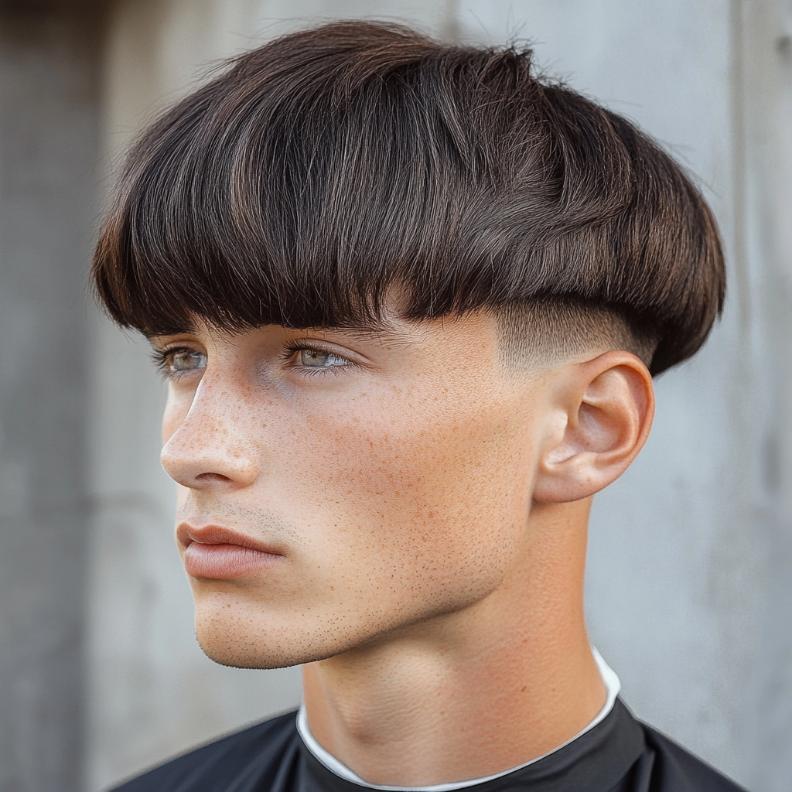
159;377;259;491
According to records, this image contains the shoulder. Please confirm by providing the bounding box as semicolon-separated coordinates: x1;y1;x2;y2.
624;717;749;792
106;706;300;792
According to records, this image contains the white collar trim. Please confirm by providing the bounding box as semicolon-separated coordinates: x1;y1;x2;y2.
296;644;621;790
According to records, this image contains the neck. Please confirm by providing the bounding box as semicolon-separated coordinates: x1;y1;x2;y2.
301;498;606;787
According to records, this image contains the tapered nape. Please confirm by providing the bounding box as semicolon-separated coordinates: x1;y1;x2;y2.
89;18;726;377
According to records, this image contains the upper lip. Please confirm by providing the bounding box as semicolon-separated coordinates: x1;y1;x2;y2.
177;522;285;555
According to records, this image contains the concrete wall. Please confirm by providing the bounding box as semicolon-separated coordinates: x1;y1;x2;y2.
0;4;103;791
1;1;787;791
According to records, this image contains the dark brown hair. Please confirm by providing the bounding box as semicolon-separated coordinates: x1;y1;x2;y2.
90;18;726;377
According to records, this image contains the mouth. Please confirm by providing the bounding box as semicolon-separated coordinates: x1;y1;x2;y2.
177;522;286;580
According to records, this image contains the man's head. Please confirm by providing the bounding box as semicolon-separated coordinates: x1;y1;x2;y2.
90;19;724;669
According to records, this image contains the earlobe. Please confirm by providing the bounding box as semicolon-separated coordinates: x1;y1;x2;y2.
532;353;654;504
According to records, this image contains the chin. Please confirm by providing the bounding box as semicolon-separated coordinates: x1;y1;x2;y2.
195;632;300;670
190;597;303;670
190;591;410;670
190;598;358;670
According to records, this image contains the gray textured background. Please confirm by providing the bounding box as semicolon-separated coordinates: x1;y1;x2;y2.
1;2;789;791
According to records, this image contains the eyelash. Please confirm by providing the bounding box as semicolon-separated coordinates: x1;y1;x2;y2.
148;342;359;382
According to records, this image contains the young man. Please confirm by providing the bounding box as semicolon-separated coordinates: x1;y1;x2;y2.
92;18;747;792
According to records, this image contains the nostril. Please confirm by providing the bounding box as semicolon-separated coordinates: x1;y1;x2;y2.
195;472;233;483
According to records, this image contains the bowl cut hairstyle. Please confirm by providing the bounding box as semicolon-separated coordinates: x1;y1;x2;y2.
90;18;726;378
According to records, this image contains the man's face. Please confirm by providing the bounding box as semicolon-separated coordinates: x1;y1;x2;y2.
156;290;551;668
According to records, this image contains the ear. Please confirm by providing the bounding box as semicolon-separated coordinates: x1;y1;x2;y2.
532;351;655;504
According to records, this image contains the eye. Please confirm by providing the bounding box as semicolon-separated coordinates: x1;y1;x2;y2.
278;342;360;378
148;341;360;382
148;346;206;381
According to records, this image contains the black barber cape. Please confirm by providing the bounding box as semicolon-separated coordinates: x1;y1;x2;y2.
108;696;748;792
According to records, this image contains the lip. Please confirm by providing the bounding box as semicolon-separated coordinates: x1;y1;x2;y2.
177;522;286;580
177;522;284;554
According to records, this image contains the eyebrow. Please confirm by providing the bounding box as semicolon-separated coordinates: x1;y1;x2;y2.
142;320;417;348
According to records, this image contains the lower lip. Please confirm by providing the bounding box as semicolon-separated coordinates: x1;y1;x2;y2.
183;542;284;579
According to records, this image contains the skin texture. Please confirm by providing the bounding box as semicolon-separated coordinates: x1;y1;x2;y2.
155;284;655;787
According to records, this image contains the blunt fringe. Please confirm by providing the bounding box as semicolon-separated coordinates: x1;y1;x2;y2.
90;18;726;377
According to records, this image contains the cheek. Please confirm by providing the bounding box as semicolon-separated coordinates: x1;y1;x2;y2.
291;382;536;597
